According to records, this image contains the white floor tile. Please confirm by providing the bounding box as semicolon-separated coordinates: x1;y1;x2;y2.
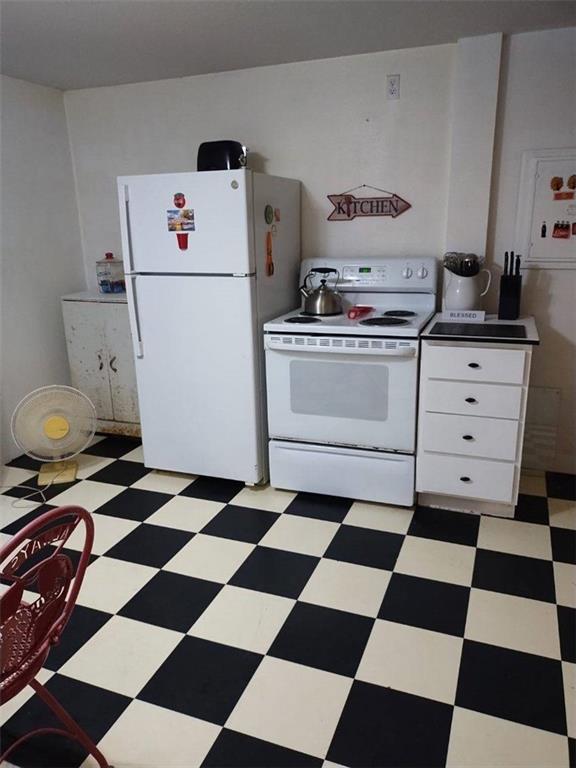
0;494;40;529
74;454;116;480
49;480;125;512
395;536;475;586
519;471;547;497
0;466;37;488
0;668;53;726
259;514;338;557
164;533;254;583
478;516;552;560
549;498;576;530
75;556;157;613
563;661;576;739
189;584;294;653
465;589;561;659
554;562;576;608
119;445;144;463
356;619;463;705
227;656;352;759
83;699;220;768
60;615;182;697
145;495;224;533
131;469;197;495
446;706;570;767
65;512;139;555
230;485;297;513
299;558;391;617
344;501;413;534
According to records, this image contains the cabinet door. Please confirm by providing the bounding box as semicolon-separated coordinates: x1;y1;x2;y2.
62;301;113;420
104;303;140;423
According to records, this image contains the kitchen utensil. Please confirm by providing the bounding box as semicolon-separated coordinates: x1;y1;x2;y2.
300;268;343;316
347;305;373;320
197;140;247;171
498;253;522;320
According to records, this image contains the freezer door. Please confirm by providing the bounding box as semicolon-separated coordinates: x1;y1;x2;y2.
128;275;263;482
118;170;254;274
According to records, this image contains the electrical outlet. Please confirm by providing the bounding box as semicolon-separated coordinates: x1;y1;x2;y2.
387;74;400;100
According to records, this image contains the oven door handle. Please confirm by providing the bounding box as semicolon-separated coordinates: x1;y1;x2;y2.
265;341;417;357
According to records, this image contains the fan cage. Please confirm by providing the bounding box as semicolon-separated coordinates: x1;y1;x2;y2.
11;385;97;462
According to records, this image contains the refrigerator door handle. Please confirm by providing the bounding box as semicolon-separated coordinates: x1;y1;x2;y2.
124;186;135;273
127;275;144;358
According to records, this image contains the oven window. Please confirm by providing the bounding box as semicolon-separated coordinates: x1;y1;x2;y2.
289;360;389;421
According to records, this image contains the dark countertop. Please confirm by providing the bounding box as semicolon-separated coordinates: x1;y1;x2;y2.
421;314;539;345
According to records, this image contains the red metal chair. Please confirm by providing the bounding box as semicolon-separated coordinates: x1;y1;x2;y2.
0;505;111;767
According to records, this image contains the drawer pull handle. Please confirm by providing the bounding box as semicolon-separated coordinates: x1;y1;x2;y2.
465;397;477;404
460;476;472;482
462;435;474;441
468;362;480;369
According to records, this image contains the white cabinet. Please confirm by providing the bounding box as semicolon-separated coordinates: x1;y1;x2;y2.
62;292;140;435
416;330;537;517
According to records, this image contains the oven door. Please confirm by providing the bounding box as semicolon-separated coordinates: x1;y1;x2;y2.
264;334;418;452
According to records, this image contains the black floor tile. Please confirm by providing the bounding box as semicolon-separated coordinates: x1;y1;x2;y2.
1;503;56;534
179;476;245;503
269;602;374;677
558;605;576;663
472;548;556;603
324;525;404;570
138;635;262;725
378;572;470;637
201;504;279;544
456;640;567;735
94;487;171;522
546;472;576;501
6;454;42;471
2;475;78;502
44;605;112;671
569;737;575;768
119;571;222;631
202;729;322;767
514;494;550;524
327;680;453;768
551;527;576;564
0;673;130;767
104;523;192;567
229;546;319;598
284;492;352;523
83;436;141;459
409;505;480;546
89;459;149;486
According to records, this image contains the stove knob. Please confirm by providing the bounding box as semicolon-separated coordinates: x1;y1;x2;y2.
417;267;428;279
402;267;413;279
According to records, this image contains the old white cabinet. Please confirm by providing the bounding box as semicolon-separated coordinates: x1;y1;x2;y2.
61;291;140;435
416;316;539;517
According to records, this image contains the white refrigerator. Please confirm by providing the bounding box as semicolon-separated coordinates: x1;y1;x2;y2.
117;170;300;483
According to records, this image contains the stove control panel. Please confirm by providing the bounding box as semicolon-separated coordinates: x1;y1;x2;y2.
314;258;437;292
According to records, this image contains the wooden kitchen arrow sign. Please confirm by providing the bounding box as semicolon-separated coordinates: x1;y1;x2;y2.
327;185;411;221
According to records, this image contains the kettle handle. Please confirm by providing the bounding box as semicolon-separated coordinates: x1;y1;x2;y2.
480;268;492;296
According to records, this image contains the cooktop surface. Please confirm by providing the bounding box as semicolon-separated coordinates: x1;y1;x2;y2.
429;322;527;339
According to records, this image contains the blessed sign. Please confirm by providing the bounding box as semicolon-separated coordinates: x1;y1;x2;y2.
327;185;411;222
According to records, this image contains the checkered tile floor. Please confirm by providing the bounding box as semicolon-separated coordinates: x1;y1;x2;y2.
1;435;575;767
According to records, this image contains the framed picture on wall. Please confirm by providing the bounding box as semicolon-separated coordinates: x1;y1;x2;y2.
514;148;576;269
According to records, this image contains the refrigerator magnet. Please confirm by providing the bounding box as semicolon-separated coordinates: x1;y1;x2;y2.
274;208;281;222
264;205;274;225
265;230;274;276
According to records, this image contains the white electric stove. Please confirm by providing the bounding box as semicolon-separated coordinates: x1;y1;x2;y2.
264;256;438;507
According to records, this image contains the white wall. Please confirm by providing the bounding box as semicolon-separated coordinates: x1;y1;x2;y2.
0;75;86;463
487;27;576;473
64;44;454;290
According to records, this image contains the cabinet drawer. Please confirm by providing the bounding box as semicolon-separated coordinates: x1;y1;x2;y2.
424;344;526;384
417;453;516;503
424;380;523;420
420;412;520;460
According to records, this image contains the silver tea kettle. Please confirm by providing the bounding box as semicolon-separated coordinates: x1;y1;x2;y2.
300;267;343;316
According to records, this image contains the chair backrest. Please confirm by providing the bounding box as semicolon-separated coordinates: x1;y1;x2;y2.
0;506;94;699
